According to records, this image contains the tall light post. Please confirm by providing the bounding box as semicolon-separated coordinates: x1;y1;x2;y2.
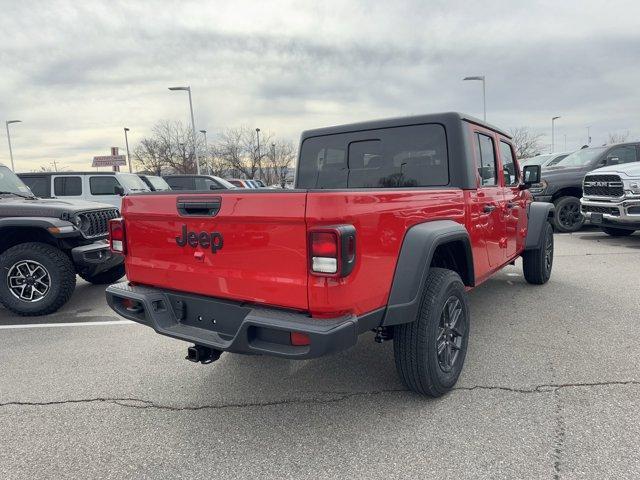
255;128;262;180
5;120;21;171
463;75;486;121
123;127;132;173
551;116;561;152
168;86;200;174
200;130;208;174
586;126;591;145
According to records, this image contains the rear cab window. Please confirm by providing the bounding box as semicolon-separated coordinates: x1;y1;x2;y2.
296;124;449;189
475;133;497;186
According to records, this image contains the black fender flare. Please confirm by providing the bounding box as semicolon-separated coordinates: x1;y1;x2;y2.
525;202;555;250
381;220;474;326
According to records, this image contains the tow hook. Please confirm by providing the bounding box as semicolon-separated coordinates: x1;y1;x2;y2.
186;345;222;364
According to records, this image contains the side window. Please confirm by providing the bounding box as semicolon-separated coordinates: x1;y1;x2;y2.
166;177;194;190
90;176;121;195
195;177;222;190
607;146;638;165
500;141;519;186
21;176;48;197
476;133;497;186
53;176;82;196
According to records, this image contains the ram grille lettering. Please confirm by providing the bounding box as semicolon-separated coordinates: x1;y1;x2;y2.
175;224;223;253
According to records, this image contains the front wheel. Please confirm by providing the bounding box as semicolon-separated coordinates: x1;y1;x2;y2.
393;268;470;397
601;226;635;237
553;196;584;233
0;242;76;316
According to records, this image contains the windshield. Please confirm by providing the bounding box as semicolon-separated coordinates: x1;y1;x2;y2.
554;147;606;167
0;166;34;197
117;173;151;191
214;177;238;189
145;176;171;190
522;154;552;167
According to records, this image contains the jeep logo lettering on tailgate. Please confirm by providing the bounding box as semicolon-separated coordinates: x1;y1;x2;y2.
176;225;223;253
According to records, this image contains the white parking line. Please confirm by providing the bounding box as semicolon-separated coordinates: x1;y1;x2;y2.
0;320;134;330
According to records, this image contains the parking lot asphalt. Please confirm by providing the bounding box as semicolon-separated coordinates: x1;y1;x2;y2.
1;230;639;479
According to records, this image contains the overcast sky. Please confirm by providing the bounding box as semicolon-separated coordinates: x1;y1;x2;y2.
1;0;639;171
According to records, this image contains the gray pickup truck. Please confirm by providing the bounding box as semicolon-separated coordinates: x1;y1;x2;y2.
0;164;123;315
581;162;640;236
530;143;640;232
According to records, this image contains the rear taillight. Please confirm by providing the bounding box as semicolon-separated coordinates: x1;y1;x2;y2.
309;225;356;277
109;218;126;254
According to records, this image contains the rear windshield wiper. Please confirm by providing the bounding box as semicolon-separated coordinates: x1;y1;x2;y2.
0;190;36;199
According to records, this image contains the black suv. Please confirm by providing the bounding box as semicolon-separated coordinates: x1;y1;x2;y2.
531;143;640;232
0;164;124;316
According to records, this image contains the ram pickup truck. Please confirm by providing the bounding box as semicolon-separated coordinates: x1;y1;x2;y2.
581;162;640;236
106;112;554;397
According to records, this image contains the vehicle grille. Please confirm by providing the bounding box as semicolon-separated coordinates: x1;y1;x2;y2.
583;174;624;197
581;205;620;216
76;209;119;238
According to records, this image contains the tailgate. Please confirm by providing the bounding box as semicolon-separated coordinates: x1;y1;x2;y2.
122;192;309;310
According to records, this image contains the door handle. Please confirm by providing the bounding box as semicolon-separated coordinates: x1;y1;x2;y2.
483;204;496;213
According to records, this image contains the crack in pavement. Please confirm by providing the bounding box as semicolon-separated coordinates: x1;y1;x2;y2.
0;380;638;412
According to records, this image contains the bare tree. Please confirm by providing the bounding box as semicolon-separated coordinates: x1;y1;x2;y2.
214;126;274;179
133;120;203;174
509;127;545;159
608;131;629;144
266;139;296;187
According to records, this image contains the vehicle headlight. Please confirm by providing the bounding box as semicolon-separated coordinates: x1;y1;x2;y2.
623;180;640;194
530;180;547;194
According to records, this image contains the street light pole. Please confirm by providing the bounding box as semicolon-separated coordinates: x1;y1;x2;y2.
462;76;486;121
124;127;131;173
255;128;262;180
5;120;21;171
551;116;561;153
200;130;208;174
169;86;200;174
586;126;591;145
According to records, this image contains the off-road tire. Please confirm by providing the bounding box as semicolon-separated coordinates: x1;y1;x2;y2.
522;221;554;284
601;226;635;237
552;196;584;233
0;242;76;316
79;264;125;285
393;268;470;397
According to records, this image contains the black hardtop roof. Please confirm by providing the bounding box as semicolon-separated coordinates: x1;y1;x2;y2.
300;112;511;140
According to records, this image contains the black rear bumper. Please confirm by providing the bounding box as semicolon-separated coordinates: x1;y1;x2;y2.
71;240;123;276
105;282;382;359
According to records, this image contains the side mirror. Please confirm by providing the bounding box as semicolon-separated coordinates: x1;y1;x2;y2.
209;184;220;190
114;185;125;196
520;164;541;189
607;156;620;165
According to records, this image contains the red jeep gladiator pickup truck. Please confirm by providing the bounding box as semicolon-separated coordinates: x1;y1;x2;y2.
106;112;553;397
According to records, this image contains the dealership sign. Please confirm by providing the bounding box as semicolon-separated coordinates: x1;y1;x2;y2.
92;154;126;167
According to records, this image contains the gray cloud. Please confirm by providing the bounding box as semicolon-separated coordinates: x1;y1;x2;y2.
0;0;639;170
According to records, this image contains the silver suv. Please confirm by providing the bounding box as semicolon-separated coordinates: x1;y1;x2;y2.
581;162;640;236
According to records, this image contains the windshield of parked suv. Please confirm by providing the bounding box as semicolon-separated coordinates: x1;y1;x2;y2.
521;154;552;167
0;166;35;197
554;147;606;167
145;176;171;190
117;173;151;191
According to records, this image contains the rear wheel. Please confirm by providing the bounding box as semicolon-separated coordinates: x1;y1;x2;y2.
0;242;76;316
393;268;469;397
523;221;554;284
601;226;635;237
553;196;584;233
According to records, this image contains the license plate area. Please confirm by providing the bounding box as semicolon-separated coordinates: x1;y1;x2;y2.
166;293;252;338
591;212;603;224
